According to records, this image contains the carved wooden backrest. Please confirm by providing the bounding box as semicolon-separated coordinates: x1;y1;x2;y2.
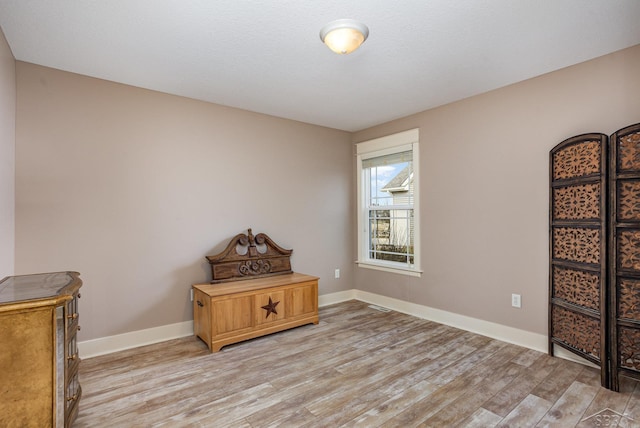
206;228;293;283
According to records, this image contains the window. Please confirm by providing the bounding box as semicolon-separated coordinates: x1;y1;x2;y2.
356;129;421;276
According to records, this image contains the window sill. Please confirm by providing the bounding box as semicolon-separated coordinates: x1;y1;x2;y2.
355;260;423;277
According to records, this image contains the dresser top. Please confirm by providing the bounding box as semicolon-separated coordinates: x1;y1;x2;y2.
0;271;81;304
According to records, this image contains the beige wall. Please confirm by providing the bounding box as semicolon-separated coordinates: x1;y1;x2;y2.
0;28;15;278
13;42;640;344
15;63;353;340
353;44;640;335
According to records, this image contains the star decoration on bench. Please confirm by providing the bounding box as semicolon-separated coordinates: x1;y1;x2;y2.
261;297;279;318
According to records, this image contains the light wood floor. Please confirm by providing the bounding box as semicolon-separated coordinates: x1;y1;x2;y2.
76;300;640;427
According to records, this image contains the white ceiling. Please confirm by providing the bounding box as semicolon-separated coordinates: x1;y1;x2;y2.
1;1;639;132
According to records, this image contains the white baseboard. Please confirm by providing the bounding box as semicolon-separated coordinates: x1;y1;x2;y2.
79;288;593;368
318;290;357;307
78;293;353;358
351;290;549;352
79;320;193;358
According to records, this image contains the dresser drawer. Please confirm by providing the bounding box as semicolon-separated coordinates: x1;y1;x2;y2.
66;331;80;376
65;292;80;337
65;369;81;425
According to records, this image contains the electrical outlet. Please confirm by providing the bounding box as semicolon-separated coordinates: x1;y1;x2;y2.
334;268;340;279
511;293;521;308
190;289;194;302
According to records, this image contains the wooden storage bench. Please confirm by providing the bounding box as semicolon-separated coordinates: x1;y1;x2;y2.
193;229;319;352
193;273;318;352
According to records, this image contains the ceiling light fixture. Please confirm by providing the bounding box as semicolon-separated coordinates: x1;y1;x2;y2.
319;19;369;55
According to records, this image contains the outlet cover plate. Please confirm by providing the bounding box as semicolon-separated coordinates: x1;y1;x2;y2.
512;293;521;308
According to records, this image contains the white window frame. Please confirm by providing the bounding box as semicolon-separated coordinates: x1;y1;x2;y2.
356;128;421;277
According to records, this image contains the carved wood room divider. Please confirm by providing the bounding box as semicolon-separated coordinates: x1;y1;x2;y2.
549;133;608;387
550;122;640;391
610;123;640;390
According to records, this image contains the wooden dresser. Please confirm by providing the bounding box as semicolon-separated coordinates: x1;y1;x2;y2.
194;229;319;352
0;271;82;428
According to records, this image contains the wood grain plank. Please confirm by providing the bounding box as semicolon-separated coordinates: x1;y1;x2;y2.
496;394;553;428
419;358;526;426
575;374;635;428
530;358;585;403
482;353;559;417
72;300;640;428
378;344;527;428
617;378;640;428
426;339;510;386
457;407;503;427
536;381;600;427
342;380;438;427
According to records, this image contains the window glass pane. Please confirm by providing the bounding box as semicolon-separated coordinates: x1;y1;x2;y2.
366;160;413;207
368;208;414;264
369;210;390;250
